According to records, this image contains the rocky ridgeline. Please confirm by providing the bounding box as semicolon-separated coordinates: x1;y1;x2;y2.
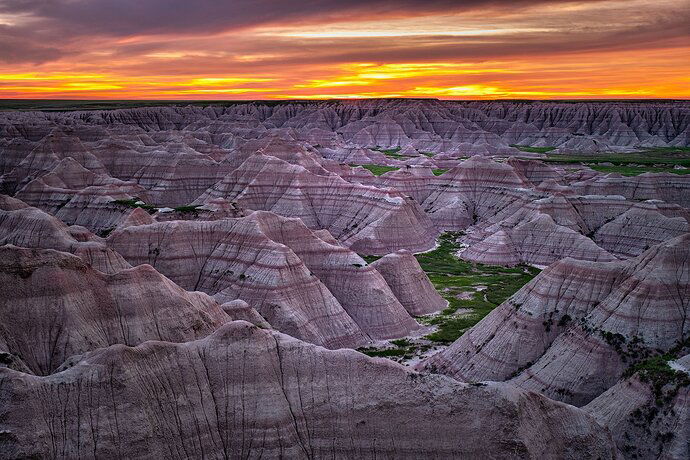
420;234;690;457
0;100;689;458
0;321;618;459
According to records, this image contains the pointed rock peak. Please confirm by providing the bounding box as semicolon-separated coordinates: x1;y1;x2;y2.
459;230;521;266
633;232;690;266
221;300;271;329
116;207;156;231
446;155;530;187
399;145;418;155
484;229;515;245
50;156;96;176
0;194;29;210
35;129;88;155
312;229;338;244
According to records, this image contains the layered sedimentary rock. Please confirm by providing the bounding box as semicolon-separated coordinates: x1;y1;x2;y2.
422;234;690;406
562;195;690;245
0;130;107;194
593;207;689;258
0;100;688;458
381;157;619;266
571;172;690;208
449;161;690;266
457;230;522;266
0;321;618;459
14;157;151;233
247;212;422;336
0;195;130;273
155;198;245;222
1;102;689;262
367;166;439;204
220;299;271;328
116;206;156;230
585;354;690;459
107;211;423;347
507;157;565;186
417;155;533;231
0;245;229;375
2;101;687;205
92;142;229;206
479;213;617;266
195;154;437;254
371;250;447;315
108;214;368;348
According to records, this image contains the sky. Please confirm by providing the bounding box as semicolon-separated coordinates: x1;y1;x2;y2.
0;0;689;100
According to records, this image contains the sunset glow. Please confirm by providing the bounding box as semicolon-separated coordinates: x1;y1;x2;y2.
0;0;688;100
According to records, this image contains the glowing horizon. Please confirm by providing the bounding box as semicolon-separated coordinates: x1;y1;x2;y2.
0;0;688;100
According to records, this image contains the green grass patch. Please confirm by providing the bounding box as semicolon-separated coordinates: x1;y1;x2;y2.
356;163;448;176
378;146;402;155
543;150;690;176
173;205;201;213
420;151;435;157
639;146;690;154
390;338;412;347
510;144;556;154
624;355;690;406
371;146;405;159
111;198;157;213
424;316;481;343
357;337;416;359
590;165;690;176
544;152;690;168
415;233;540;344
359;164;400;176
357;347;408;357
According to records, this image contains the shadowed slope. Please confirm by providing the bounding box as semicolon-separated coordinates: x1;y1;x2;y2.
0;321;618;459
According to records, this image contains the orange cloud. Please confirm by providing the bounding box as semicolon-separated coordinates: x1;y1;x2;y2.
0;0;688;100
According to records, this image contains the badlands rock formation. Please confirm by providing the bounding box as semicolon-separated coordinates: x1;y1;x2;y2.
0;100;688;458
421;234;690;406
0;321;618;459
370;249;447;315
585;354;690;459
0;245;229;375
0;101;688;260
193;153;437;254
2;100;687;160
592;207;689;258
0;194;130;273
571;172;690;208
107;211;422;348
15;157;151;233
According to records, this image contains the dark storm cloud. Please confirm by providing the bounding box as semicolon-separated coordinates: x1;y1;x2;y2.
0;0;603;36
0;25;66;63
